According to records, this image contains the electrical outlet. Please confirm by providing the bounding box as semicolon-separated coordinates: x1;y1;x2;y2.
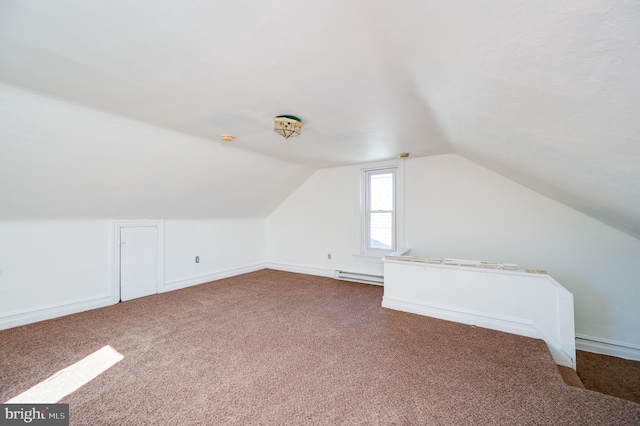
195;256;200;263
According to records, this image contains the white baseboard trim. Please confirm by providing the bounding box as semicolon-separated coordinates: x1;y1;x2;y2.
576;334;640;361
0;264;267;331
263;262;334;278
382;296;538;339
382;296;575;368
0;294;113;331
163;263;266;292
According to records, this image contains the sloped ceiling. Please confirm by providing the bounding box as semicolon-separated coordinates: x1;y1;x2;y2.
0;1;639;235
0;83;313;219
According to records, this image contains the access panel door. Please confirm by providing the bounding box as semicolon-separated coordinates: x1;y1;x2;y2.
120;226;159;302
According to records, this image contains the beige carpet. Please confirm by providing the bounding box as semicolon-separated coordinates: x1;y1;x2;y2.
558;366;585;389
1;269;638;425
577;350;640;404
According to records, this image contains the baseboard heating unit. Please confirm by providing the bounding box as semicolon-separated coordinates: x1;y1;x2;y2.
334;271;384;286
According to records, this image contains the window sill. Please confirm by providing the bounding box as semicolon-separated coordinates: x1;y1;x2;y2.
353;254;386;263
353;248;411;264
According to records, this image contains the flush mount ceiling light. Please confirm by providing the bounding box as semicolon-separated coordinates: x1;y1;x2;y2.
220;134;235;142
274;115;302;139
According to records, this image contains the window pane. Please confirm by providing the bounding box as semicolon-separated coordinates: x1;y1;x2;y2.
370;173;393;211
370;212;392;250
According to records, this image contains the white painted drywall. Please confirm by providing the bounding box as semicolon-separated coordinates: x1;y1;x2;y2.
266;166;384;277
0;219;266;329
405;155;640;349
164;219;265;287
0;221;113;328
0;83;313;220
3;1;639;240
266;154;640;350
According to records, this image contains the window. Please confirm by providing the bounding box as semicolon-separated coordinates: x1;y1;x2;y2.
359;163;404;258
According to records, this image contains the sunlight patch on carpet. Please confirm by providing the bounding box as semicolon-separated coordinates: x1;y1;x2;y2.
6;345;124;403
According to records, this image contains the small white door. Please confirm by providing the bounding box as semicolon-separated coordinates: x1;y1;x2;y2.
120;226;158;302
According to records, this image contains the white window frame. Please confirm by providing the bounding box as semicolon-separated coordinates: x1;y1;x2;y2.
356;161;404;261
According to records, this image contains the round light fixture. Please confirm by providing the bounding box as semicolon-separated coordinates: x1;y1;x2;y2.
399;153;410;158
220;134;235;142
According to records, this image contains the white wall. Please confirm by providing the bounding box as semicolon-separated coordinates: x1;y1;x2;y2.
0;219;265;329
0;221;113;329
164;219;265;290
266;165;384;277
266;154;640;356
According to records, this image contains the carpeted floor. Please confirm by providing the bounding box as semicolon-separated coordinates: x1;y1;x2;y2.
1;269;639;425
577;350;640;404
557;365;585;389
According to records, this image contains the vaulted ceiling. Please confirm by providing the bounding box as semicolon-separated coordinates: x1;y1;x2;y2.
1;1;639;236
